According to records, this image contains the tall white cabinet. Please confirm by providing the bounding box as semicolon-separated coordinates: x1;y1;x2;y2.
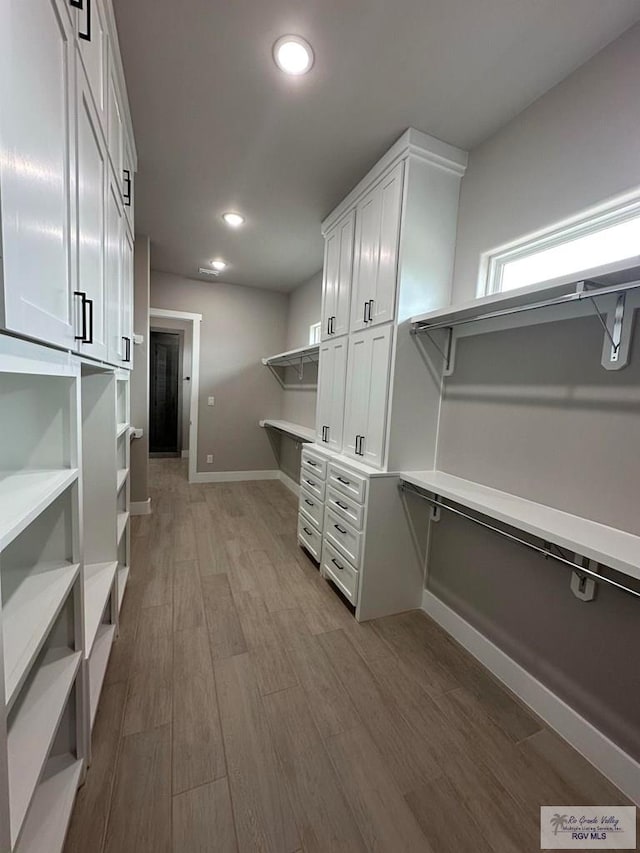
0;0;136;848
299;128;468;620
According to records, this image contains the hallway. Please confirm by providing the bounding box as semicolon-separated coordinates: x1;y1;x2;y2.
63;459;630;853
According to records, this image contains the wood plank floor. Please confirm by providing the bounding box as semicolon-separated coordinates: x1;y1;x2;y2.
64;458;631;853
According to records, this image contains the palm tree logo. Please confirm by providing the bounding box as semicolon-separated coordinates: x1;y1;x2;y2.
550;814;568;835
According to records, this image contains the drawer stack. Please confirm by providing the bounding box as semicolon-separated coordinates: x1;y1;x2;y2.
297;448;327;562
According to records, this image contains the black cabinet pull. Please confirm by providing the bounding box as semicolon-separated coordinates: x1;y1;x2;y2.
355;435;365;456
331;558;344;571
304;499;314;507
363;301;370;323
303;526;313;536
305;479;315;487
334;523;347;535
336;500;348;510
123;336;131;362
327;317;331;336
69;0;82;8
85;297;94;344
322;425;329;442
306;459;318;467
368;299;374;321
330;316;335;334
74;291;87;341
78;0;91;41
123;169;132;206
337;476;350;485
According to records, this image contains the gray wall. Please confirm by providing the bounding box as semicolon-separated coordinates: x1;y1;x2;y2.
150;270;287;474
427;25;640;762
452;21;640;303
130;236;150;504
285;270;322;350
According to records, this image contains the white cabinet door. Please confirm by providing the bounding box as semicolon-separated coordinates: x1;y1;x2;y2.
321;212;354;340
122;134;135;236
321;226;339;341
106;176;124;365
121;227;134;369
75;65;108;360
74;0;108;133
350;162;403;333
316;338;348;452
343;324;392;468
107;64;124;189
0;0;76;350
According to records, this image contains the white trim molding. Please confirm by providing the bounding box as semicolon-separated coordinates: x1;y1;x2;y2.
278;470;300;497
181;450;189;459
422;590;640;806
130;498;152;516
192;469;281;484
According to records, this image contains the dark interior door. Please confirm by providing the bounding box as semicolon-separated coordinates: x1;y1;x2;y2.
150;331;180;454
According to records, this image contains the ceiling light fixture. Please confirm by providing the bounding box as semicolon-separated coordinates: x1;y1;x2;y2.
211;259;227;271
273;35;314;75
222;212;245;228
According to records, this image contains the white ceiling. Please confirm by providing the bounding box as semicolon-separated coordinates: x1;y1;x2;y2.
112;0;640;292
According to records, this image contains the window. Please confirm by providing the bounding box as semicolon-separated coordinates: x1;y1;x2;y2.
482;195;640;296
309;321;321;344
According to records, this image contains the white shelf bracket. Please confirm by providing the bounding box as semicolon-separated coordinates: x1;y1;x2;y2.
597;291;638;371
412;326;457;376
571;555;599;602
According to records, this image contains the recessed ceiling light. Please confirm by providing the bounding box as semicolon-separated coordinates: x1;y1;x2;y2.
222;212;245;228
211;258;227;271
273;35;314;75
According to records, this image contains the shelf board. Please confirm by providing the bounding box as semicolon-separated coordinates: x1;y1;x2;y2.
116;422;129;438
7;647;82;847
259;419;316;443
0;469;79;551
84;561;117;657
261;343;320;367
117;564;129;613
89;624;116;728
2;561;80;708
400;470;640;582
14;754;83;853
116;468;129;493
117;512;129;545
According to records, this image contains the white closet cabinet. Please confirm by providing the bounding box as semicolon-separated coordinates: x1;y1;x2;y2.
0;0;77;351
342;324;392;468
321;211;354;340
75;67;109;361
316;338;348;452
350;162;404;333
74;0;109;132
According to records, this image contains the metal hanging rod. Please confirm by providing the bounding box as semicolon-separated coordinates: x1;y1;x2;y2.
411;278;640;333
400;482;640;600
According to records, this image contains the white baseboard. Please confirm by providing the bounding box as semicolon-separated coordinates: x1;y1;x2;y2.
192;469;281;484
181;450;189;458
130;498;152;516
421;590;640;806
278;470;300;497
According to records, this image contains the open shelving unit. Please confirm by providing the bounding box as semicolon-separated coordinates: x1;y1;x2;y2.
0;336;86;853
262;343;320;389
115;372;131;614
259;419;316;443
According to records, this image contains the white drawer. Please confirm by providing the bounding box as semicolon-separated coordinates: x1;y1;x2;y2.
301;449;327;480
300;471;325;501
324;507;363;568
327;463;367;504
322;540;359;606
326;486;365;531
298;513;322;561
299;486;323;531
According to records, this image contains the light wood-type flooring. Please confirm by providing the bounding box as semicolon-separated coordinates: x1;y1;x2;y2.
64;458;633;853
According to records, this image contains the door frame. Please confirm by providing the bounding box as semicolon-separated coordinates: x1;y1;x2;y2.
149;307;202;483
149;327;183;457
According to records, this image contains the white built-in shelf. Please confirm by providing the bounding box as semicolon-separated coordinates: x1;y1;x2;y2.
0;470;79;551
117;512;129;545
2;561;80;708
116;422;129;439
399;470;640;582
14;754;83;853
117;565;129;613
116;468;129;493
259;419;316;443
261;344;320;368
7;647;82;847
89;623;116;727
84;561;117;657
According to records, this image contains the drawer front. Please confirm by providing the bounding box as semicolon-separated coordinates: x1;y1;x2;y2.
322;540;359;605
300;471;325;501
301;450;327;480
326;486;364;531
327;463;367;504
298;513;322;561
324;507;362;568
299;487;323;531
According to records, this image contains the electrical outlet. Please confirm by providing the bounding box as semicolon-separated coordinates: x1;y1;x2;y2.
206;454;213;463
207;396;215;406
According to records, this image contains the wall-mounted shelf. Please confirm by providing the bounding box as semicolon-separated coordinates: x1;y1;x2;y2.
411;267;640;374
88;624;116;727
116;468;129;493
116;422;129;439
117;512;129;545
0;470;79;552
84;562;118;657
259;419;316;443
261;344;319;388
399;470;640;591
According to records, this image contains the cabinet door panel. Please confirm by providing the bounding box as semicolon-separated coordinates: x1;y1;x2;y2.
123;135;135;235
106;177;124;365
361;325;392;468
333;211;354;338
121;227;134;369
76;68;108;359
371;162;403;327
107;66;123;185
75;0;108;133
0;0;76;349
350;189;381;332
320;227;339;341
316;338;347;451
342;332;372;459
